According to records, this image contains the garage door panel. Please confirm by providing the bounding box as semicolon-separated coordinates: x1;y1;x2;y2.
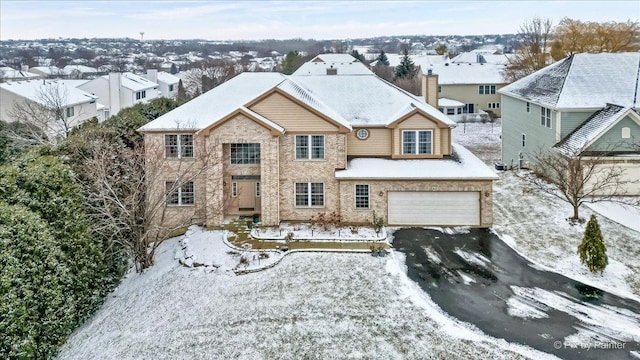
388;192;480;226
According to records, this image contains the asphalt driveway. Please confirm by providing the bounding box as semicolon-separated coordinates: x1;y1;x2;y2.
392;228;640;360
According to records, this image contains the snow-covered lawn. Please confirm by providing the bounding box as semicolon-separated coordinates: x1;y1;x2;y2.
252;222;386;241
453;120;640;300
58;237;551;360
585;201;640;233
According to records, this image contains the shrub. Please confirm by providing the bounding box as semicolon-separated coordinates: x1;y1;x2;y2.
578;215;608;273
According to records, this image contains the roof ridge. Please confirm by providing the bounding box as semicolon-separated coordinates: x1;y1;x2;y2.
553;53;575;109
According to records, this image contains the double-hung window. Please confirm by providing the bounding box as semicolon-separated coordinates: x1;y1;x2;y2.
540;107;551;128
295;135;324;160
136;90;146;100
295;182;324;207
355;184;369;209
165;134;194;158
479;85;496;95
402;130;433;155
166;181;194;205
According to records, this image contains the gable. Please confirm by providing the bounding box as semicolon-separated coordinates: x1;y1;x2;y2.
587;115;640;153
388;109;450;129
248;90;343;132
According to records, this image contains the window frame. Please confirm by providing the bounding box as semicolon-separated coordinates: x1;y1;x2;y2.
522;133;526;148
401;130;433;155
355;184;370;210
487;102;500;109
621;127;631;139
165;181;195;206
164;134;194;159
479;84;496;95
136;90;147;100
356;129;369;140
230;143;260;165
295;135;325;160
540;107;551;128
294;182;325;208
65;106;74;118
526;102;530;113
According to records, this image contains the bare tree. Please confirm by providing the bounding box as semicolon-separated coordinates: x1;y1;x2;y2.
524;146;637;222
6;82;82;146
182;60;240;96
505;17;554;81
77;122;225;271
551;18;640;60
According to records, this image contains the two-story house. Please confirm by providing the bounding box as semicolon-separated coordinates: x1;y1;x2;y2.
0;79;99;136
146;69;180;99
422;61;507;117
500;52;640;195
79;72;159;119
139;60;498;231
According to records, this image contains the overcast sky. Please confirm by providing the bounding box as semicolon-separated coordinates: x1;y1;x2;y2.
1;1;638;41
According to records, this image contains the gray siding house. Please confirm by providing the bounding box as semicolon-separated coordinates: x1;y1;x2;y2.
499;52;640;195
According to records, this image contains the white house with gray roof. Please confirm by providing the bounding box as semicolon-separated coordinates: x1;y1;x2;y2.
500;52;640;195
79;72;159;118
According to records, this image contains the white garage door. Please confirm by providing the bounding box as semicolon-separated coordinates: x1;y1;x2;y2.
387;192;480;226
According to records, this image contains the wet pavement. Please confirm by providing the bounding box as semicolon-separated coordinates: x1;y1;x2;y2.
392;228;640;360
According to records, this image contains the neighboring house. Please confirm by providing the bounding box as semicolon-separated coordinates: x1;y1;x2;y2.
30;66;66;78
79;72;159;119
146;69;180;99
500;52;640;195
422;61;507;117
293;54;372;75
139;59;498;231
0;66;41;82
369;54;448;68
63;65;98;79
0;79;99;136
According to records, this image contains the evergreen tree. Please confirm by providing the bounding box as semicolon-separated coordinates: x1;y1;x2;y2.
177;79;187;103
394;48;416;79
170;63;178;74
578;215;608;273
280;50;302;75
376;50;390;66
350;49;366;63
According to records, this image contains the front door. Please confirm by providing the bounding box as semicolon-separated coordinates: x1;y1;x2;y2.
237;180;256;211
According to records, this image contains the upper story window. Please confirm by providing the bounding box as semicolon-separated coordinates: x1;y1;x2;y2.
65;106;74;118
136;90;146;100
295;135;324;160
402;130;433;155
165;134;194;158
540;107;551;128
479;85;496;95
438;85;442;93
621;127;631;139
230;143;260;164
166;181;194;206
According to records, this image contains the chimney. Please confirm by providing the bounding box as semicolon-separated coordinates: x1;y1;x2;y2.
146;69;158;84
422;69;439;108
108;72;122;117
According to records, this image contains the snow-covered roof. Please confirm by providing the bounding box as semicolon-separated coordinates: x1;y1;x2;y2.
370;54;448;68
553;104;635;156
439;97;465;107
140;71;455;131
139;73;287;131
293;54;372;75
100;72;158;91
335;144;498;180
0;79;98;107
0;68;41;80
156;72;180;85
451;52;512;66
423;62;506;85
63;65;98;74
500;53;640;110
291;75;455;127
30;66;63;75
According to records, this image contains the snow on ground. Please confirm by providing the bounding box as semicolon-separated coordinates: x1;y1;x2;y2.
59;237;553;360
455;120;640;300
252;222;386;241
177;226;282;272
585;201;640;233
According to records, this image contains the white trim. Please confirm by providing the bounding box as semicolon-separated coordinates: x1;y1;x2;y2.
294;182;325;208
354;184;370;210
401;129;434;155
294;134;326;160
577;109;640;152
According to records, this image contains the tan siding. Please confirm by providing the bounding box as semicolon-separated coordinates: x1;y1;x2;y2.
442;128;451;155
439;83;506;117
347;128;392;156
250;92;339;132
